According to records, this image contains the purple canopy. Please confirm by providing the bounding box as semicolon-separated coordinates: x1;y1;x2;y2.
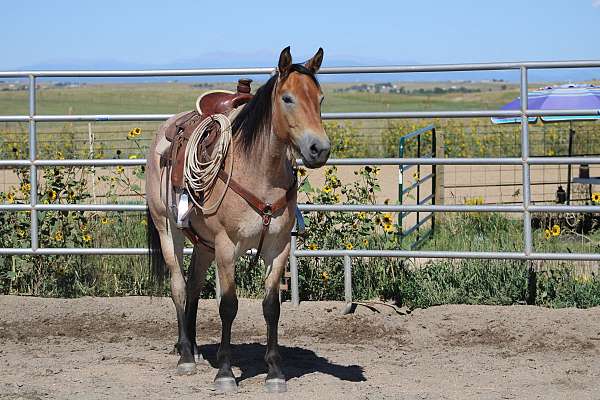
492;84;600;124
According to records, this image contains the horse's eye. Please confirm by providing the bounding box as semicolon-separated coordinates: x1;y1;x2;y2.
282;95;294;104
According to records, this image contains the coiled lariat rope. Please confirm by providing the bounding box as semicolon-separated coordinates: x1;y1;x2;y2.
183;113;233;214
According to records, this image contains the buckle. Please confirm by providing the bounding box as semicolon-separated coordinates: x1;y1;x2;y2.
262;204;273;226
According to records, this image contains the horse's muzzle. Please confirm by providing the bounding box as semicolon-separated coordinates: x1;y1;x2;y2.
299;134;330;168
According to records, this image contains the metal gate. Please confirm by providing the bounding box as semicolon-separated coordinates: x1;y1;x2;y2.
2;60;600;308
398;124;436;249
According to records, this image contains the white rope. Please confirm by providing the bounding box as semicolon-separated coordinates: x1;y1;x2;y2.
183;113;233;214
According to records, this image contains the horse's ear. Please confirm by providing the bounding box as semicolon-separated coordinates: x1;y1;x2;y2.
305;47;324;74
278;46;292;77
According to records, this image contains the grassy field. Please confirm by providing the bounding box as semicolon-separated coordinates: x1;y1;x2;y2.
0;80;519;115
0;80;577;160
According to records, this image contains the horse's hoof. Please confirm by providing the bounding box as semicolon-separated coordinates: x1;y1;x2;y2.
176;362;196;375
194;352;204;363
265;378;287;393
214;377;238;393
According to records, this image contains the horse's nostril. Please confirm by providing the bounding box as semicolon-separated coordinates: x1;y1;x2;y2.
310;143;319;156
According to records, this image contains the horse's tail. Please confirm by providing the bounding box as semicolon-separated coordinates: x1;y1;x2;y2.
146;205;166;293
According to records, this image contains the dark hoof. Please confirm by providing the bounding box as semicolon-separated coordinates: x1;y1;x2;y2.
214;377;238;393
176;362;196;375
265;378;287;393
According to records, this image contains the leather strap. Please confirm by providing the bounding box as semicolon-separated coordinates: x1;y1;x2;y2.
181;167;297;267
217;168;297;265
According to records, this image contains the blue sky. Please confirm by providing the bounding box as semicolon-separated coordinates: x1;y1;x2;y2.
2;0;600;70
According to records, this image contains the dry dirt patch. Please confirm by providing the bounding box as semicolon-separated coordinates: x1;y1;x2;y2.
1;296;600;400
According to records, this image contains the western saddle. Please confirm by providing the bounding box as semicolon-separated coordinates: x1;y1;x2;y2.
159;79;298;262
161;79;254;191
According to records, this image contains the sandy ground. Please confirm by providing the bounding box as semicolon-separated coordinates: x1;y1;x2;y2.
1;296;600;400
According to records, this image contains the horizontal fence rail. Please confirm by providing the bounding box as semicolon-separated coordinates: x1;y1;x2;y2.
4;157;600;168
1;60;600;307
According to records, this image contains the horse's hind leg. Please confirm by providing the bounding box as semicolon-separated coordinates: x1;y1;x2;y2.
155;225;196;375
262;241;290;393
213;236;239;392
184;245;213;365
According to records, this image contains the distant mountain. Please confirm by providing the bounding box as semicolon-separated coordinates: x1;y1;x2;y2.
5;52;599;83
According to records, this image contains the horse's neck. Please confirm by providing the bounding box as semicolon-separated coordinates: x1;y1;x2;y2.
232;128;292;194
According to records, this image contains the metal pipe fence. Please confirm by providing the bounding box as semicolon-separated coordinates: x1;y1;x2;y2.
1;61;600;309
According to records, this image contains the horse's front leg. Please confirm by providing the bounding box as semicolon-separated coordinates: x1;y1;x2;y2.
262;240;290;393
213;236;239;392
183;245;213;368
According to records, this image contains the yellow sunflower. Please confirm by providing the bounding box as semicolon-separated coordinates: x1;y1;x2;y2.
357;211;366;220
322;185;332;194
382;213;393;225
322;271;329;282
308;243;318;250
592;192;600;204
297;168;307;177
115;166;125;174
48;190;57;202
551;224;561;236
6;192;15;204
54;231;63;241
345;242;353;250
362;239;369;246
21;183;31;193
82;233;92;242
100;217;110;225
383;223;394;233
544;229;551;240
128;127;142;139
128;154;138;159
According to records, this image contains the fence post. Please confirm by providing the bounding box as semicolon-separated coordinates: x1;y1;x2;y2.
28;75;38;252
520;66;537;305
290;231;299;306
566;127;574;204
398;136;405;241
340;255;355;315
434;129;445;207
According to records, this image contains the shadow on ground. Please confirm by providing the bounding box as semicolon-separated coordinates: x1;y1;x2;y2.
199;343;366;384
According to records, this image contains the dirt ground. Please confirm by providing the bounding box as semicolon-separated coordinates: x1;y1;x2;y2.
1;296;599;400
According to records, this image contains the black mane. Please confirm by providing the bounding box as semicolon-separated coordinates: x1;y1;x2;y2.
231;64;320;151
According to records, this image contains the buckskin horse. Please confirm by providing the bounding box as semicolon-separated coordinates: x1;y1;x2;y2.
146;47;330;392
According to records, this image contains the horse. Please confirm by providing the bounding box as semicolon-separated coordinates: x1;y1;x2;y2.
145;46;330;393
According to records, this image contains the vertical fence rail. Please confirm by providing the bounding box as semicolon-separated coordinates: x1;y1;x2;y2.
520;67;533;255
28;75;38;251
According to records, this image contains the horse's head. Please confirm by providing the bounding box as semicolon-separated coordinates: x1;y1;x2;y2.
272;47;330;168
